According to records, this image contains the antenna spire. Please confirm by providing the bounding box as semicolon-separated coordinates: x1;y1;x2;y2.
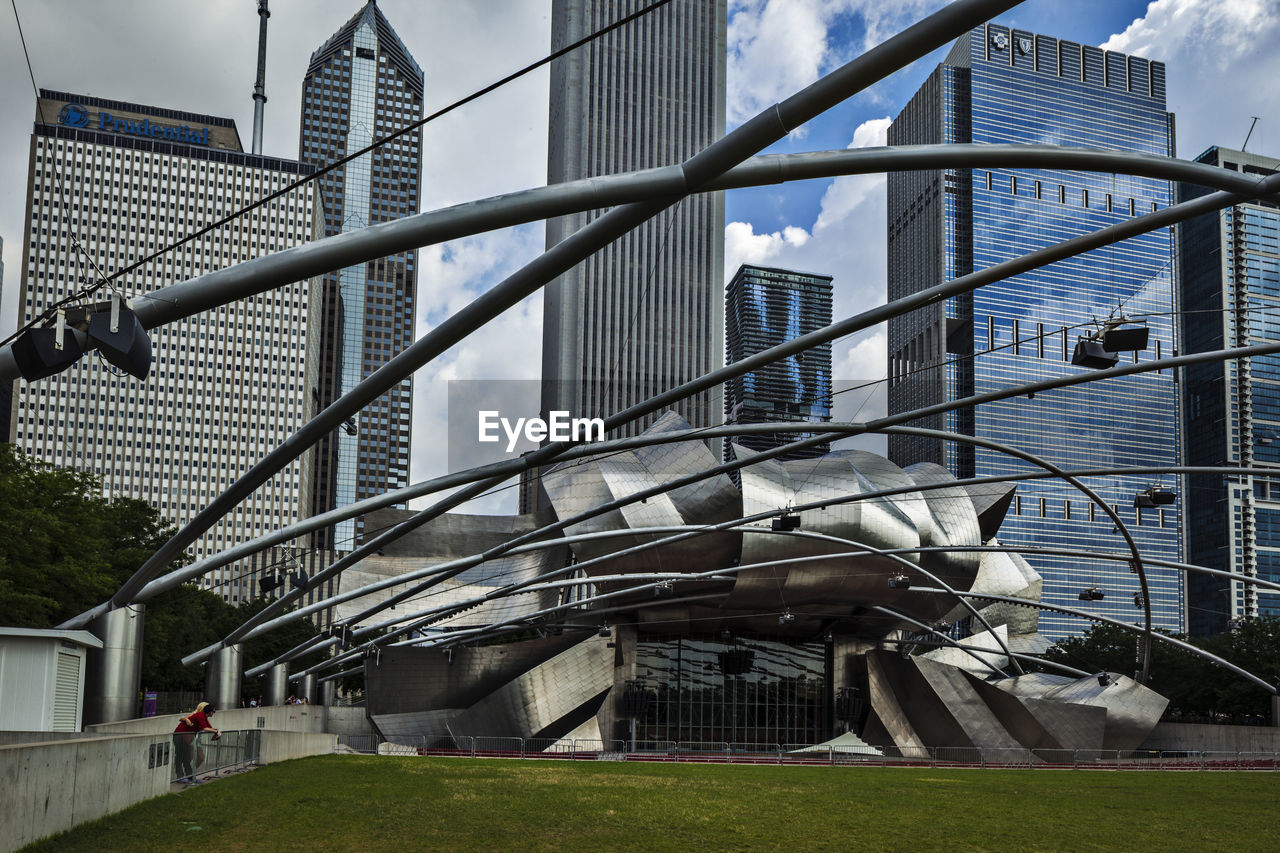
251;0;270;155
1243;116;1260;153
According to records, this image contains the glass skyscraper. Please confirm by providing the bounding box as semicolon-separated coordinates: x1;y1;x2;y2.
542;0;726;437
300;1;422;547
1179;146;1280;634
724;264;833;461
887;24;1184;637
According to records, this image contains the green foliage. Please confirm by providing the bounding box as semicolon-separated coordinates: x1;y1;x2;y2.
0;443;327;695
1045;618;1280;720
0;443;179;626
139;593;328;696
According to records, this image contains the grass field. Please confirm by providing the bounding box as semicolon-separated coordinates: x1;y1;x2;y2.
25;756;1280;852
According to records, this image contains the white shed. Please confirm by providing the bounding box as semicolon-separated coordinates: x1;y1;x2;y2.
0;627;103;732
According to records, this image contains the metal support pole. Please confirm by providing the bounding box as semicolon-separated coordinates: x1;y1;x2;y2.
264;663;289;706
320;679;337;707
299;673;318;705
205;643;242;711
83;604;145;725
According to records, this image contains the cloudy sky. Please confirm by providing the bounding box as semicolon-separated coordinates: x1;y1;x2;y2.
3;0;1280;514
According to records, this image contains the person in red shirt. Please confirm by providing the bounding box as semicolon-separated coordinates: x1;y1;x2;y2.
173;701;220;784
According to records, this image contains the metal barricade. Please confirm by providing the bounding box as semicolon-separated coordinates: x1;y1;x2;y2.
730;743;783;763
422;735;473;756
1034;748;1078;769
337;733;381;754
378;736;425;755
676;742;732;762
472;736;523;757
324;732;1280;771
628;740;678;760
172;729;259;782
570;739;627;760
522;738;569;757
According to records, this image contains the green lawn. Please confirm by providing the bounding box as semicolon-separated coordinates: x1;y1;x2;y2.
26;756;1280;852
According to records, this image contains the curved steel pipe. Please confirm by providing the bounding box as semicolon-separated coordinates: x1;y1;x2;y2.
200;188;1280;645
887;426;1154;682
60;170;1280;629
102;0;1025;615
866;606;1010;678
246;522;1020;677
191;420;1276;669
241;422;1147;678
879;638;1091;679
1;145;1256;351
914;588;1279;696
368;529;1023;673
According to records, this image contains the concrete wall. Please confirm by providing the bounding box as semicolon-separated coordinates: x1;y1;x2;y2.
0;733;171;853
87;704;326;736
1140;722;1280;753
259;730;337;764
324;705;374;738
1;718;342;853
0;731;98;746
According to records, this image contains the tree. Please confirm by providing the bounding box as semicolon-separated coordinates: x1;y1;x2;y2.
0;444;331;695
0;444;182;626
1044;619;1280;721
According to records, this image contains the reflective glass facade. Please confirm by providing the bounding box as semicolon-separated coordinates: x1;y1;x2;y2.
633;635;827;746
724;264;833;461
1179;147;1280;633
300;2;422;547
888;25;1184;637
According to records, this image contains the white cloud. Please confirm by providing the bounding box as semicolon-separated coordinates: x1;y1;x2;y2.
814;116;889;231
831;326;887;454
727;0;944;126
724;116;892;448
728;0;833;126
1102;0;1280;159
724;221;812;272
410;224;545;515
725;116;890;319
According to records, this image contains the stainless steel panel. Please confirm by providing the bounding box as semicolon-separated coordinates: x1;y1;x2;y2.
264;663;289;706
205;643;242;711
83;604;145;725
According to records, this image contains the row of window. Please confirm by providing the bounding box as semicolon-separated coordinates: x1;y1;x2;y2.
977;170;1161;214
1011;494;1174;527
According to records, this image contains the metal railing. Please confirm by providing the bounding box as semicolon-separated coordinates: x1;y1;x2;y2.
331;736;1280;771
171;729;261;782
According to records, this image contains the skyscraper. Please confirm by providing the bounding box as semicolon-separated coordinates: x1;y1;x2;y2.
10;91;322;603
724;264;833;461
1179;146;1280;634
542;0;727;436
300;1;423;547
886;24;1184;637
